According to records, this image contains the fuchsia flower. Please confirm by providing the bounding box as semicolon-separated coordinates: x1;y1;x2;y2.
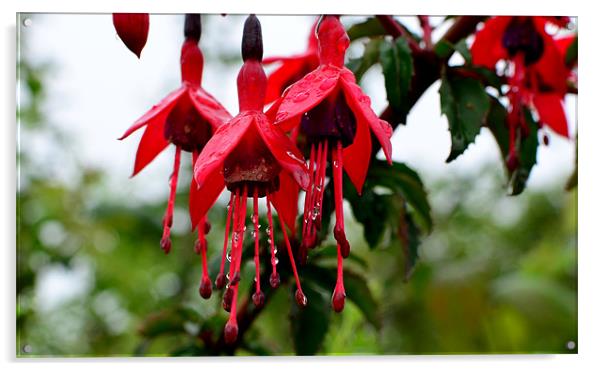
262;19;320;104
192;15;310;345
119;15;231;298
269;15;393;312
471;16;573;169
113;13;149;58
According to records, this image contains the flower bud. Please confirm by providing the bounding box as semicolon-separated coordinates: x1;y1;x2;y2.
113;13;149;58
241;14;263;62
184;14;201;43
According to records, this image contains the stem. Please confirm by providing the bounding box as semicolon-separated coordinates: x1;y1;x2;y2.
375;15;420;52
418;16;433;49
373;16;487;157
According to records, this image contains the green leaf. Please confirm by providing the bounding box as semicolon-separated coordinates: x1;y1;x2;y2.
439;68;491;162
396;202;421;280
303;266;381;329
290;283;330;355
367;160;433;233
380;37;414;123
344;181;389;247
346;38;383;82
565;36;577;66
342;270;382;328
433;40;455;59
485;96;540;195
510;109;539;195
138;307;200;338
346;17;387;41
453;39;472;65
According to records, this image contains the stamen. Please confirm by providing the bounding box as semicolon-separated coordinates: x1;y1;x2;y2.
252;189;265;307
332;242;346;312
230;185;248;286
216;192;236;289
301;144;317;255
161;146;182;254
313;140;329;231
271;194;307;307
197;215;212;299
224;186;247;321
332;141;350;258
224;283;239;345
266;196;280;288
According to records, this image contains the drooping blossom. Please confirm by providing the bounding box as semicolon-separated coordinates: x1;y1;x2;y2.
268;15;393;312
192;15;310;345
113;13;150;58
262;19;320;104
471;16;573;170
119;14;232;298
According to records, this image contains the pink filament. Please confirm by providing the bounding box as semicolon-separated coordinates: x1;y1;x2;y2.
271;194;305;304
252;189;261;295
161;146;181;254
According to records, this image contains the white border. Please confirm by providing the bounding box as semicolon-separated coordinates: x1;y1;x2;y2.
2;1;599;370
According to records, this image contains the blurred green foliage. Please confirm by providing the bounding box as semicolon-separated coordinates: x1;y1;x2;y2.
16;15;577;357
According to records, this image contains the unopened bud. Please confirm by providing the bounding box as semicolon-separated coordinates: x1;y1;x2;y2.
241;14;263;62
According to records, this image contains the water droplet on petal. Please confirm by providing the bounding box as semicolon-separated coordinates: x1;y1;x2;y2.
275;111;289;122
319;78;337;91
359;95;371;105
293;91;310;103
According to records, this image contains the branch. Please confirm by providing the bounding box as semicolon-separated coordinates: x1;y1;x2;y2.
373;16;486;156
375;15;420;52
418;16;433;49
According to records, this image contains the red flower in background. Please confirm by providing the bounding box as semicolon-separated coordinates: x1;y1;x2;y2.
262;19;320;104
192;15;310;345
113;13;149;58
471;16;573;169
268;15;393;312
119;15;231;298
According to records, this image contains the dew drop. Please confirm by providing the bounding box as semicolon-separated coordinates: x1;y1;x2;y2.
359;95;371;104
293;91;310;103
272;257;279;265
275;111;288;122
319;79;336;91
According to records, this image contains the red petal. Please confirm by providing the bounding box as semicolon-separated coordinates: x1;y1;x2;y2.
132;119;169;176
265;57;307;104
555;36;576;62
342;109;372;195
273;65;342;130
533;20;568;93
533;93;569;137
470;16;511;68
189;151;225;228
191;169;225;228
340;71;393;163
193;113;253;189
254;114;310;190
188;88;233;130
270;172;300;235
113;13;149;58
119;87;186;140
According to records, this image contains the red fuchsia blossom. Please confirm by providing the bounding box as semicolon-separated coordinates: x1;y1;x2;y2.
119;15;231;299
113;13;150;58
192;15;310;345
268;15;394;312
262;19;320;104
471;16;573;170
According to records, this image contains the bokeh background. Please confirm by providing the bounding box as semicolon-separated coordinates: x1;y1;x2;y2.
16;14;577;356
